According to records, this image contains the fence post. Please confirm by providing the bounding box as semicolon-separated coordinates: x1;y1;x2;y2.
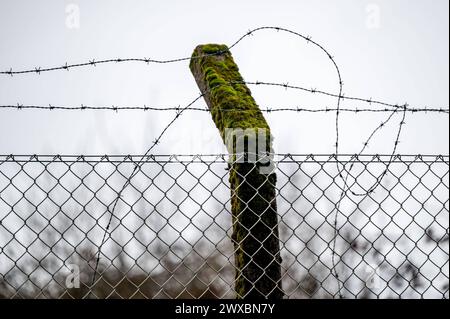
190;44;283;299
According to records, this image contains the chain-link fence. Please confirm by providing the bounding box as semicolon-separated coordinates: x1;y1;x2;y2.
0;154;448;299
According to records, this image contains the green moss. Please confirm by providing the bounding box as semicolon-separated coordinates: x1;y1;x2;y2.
190;44;270;141
190;45;283;299
200;44;228;54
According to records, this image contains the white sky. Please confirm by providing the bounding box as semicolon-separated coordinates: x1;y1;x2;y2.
0;0;448;155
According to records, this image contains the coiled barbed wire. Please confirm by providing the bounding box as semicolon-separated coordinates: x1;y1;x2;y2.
1;26;447;297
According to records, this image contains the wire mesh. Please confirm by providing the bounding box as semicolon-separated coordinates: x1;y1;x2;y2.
0;154;448;299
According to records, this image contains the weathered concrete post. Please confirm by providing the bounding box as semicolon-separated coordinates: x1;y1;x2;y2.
190;44;283;299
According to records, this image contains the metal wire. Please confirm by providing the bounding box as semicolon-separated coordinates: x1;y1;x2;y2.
0;26;448;299
0;154;448;299
1;103;448;114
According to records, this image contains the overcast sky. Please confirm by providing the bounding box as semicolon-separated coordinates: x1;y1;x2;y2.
0;0;448;155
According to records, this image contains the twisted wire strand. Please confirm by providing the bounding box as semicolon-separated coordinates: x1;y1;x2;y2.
1;103;447;114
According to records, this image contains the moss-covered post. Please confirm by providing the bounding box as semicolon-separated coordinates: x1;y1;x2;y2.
190;45;283;299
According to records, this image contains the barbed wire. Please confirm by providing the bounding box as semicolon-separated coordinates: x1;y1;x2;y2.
1;153;447;163
331;105;407;297
242;81;447;111
1;25;448;298
0;57;193;76
1;103;447;114
0;27;334;77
